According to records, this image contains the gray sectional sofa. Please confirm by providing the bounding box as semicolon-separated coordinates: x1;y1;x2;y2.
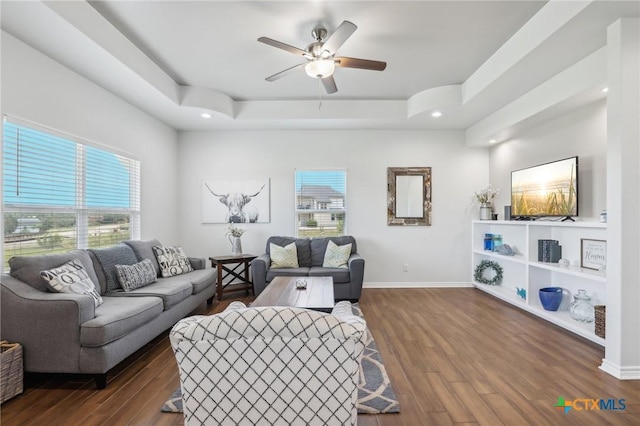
0;239;216;389
251;236;365;301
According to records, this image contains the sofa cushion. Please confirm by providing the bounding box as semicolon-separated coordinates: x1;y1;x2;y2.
115;259;158;291
40;258;104;307
106;278;193;310
88;252;107;295
152;246;194;278
90;244;139;293
80;296;164;347
310;236;357;267
322;240;352;269
308;266;351;284
186;268;216;294
9;250;99;294
266;237;311;267
270;242;299;269
266;267;311;282
122;239;163;276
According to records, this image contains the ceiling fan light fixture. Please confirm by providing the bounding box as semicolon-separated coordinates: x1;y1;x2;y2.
305;59;335;79
259;20;385;94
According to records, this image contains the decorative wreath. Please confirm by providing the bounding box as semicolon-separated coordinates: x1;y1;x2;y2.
474;260;503;285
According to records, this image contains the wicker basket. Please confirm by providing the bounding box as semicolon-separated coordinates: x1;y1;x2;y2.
595;305;606;339
0;341;24;404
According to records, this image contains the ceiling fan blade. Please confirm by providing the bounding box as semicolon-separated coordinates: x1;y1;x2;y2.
322;21;357;54
335;56;387;71
258;37;308;57
321;75;338;94
265;63;307;82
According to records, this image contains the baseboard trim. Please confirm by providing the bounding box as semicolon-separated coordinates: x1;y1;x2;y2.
363;282;474;288
599;359;640;380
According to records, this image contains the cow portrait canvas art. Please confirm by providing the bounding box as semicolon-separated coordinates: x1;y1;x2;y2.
202;178;270;223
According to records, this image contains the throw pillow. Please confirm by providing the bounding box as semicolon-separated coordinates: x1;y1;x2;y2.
153;246;194;278
115;259;158;291
270;242;299;269
40;259;103;307
90;244;139;293
322;240;352;269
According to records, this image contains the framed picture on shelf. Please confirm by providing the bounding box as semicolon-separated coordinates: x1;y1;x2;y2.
580;238;606;270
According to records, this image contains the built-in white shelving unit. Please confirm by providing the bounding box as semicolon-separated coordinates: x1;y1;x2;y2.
472;220;606;346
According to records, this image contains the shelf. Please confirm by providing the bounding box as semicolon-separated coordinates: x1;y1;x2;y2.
473;219;607;229
473;250;527;264
474;282;604;346
473;281;525;305
472;220;606;347
526;220;607;229
473;220;531;227
529;261;606;282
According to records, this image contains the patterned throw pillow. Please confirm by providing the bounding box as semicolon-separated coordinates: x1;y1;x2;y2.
40;259;103;307
322;240;352;269
152;246;194;278
90;244;139;293
115;259;158;291
270;242;299;269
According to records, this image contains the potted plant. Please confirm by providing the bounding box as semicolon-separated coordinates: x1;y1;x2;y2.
475;185;499;220
226;224;246;255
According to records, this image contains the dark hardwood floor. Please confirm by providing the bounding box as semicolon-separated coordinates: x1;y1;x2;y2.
1;288;639;425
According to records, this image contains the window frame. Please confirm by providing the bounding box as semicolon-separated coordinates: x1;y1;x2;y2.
2;116;140;266
294;169;347;238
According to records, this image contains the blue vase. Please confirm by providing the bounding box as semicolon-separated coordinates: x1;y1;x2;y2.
539;287;563;311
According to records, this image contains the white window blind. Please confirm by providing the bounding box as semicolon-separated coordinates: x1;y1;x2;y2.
295;169;346;237
2;118;140;269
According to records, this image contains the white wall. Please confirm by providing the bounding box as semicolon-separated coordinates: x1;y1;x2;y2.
489;101;607;221
177;130;488;286
1;32;180;243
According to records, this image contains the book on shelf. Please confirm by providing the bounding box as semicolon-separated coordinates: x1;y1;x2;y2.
538;239;562;263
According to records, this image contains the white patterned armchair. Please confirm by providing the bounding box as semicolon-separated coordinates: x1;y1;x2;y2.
170;301;367;426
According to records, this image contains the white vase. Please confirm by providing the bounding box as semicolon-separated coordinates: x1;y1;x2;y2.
479;204;493;220
229;236;242;256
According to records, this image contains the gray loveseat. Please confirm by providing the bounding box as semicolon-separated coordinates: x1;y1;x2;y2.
251;236;365;301
0;239;215;389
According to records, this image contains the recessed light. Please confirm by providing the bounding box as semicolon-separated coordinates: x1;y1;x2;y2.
431;111;443;118
601;87;609;93
201;112;212;119
489;139;497;144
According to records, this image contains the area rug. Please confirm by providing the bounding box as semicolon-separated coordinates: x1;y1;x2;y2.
162;303;400;415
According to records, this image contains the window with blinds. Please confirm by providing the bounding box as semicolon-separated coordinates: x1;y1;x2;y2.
295;169;346;237
2;118;140;269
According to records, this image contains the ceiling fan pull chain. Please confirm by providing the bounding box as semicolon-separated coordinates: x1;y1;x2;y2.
318;78;323;110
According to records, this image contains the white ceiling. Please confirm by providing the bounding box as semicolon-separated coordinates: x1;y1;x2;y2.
89;1;544;101
1;1;638;142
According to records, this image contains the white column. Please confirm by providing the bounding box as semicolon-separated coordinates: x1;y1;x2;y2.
600;18;640;380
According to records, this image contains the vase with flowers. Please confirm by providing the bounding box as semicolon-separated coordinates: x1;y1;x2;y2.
474;185;500;220
226;224;246;255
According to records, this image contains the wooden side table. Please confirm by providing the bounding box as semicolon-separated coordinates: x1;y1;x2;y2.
209;254;258;301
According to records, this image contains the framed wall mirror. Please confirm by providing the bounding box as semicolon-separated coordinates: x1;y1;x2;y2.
387;167;432;226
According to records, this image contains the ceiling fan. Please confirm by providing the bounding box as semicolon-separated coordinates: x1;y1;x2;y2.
258;20;387;94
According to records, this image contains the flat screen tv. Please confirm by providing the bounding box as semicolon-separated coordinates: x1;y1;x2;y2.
511;156;578;220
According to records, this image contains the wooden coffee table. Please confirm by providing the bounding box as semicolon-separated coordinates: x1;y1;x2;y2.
251;276;335;312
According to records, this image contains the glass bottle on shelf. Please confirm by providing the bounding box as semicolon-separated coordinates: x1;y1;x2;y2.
568;289;595;323
484;234;494;251
492;234;502;251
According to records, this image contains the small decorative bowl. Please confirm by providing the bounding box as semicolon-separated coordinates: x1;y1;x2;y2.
295;279;307;289
539;287;563;311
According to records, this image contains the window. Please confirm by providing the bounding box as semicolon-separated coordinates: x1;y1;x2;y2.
295;169;346;237
2;118;140;269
